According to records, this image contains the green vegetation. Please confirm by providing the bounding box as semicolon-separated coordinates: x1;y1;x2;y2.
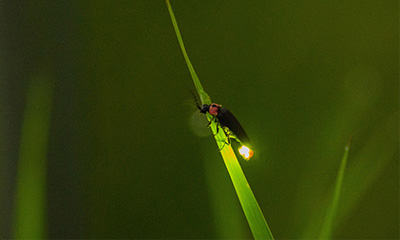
3;1;397;239
320;139;351;239
13;75;54;239
166;0;274;238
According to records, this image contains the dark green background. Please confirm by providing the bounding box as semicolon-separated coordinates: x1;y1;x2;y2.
1;0;398;239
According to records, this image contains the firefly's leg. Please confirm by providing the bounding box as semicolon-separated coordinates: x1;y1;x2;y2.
223;128;231;145
208;117;221;135
207;116;217;127
216;127;232;151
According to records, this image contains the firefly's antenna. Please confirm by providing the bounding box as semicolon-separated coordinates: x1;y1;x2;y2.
189;89;202;110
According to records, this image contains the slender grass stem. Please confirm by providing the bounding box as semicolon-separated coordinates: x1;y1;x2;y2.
166;1;274;239
320;138;352;239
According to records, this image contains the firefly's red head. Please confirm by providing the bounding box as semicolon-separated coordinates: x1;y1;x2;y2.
208;103;221;116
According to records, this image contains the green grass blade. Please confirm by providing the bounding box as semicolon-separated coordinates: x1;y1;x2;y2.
166;0;210;105
319;138;351;239
13;75;54;239
166;1;274;239
211;117;274;240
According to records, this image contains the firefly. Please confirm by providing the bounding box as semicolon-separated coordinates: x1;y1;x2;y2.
198;103;254;160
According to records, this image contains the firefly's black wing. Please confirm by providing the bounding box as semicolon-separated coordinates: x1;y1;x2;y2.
217;107;251;146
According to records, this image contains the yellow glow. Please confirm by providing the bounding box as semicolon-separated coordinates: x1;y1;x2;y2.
238;145;253;160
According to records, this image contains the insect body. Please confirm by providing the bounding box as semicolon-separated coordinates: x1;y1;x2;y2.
199;103;254;160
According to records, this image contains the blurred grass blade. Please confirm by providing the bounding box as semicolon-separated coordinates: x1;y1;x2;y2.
13;75;54;239
319;139;351;239
301;114;397;238
166;1;274;239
